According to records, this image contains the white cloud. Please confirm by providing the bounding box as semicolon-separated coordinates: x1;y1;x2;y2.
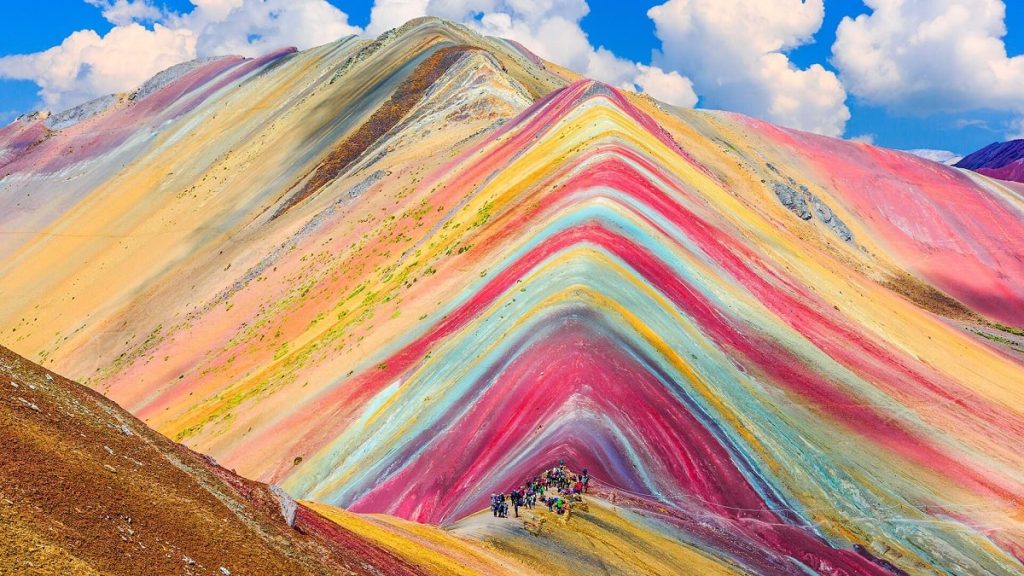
647;0;849;136
376;0;697;107
0;0;360;112
16;0;888;120
629;64;698;108
86;0;164;26
0;23;195;111
177;0;360;58
955;118;992;130
365;0;430;36
833;0;1024;115
849;133;875;145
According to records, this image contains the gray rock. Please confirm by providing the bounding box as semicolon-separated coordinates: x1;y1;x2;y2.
349;170;386;199
824;213;853;242
771;180;854;243
131;57;222;102
16;110;50;124
811;194;833;223
44;94;119;131
808;190;853;242
772;182;812;220
270;484;298;527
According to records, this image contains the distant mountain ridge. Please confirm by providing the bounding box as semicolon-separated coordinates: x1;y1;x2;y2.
955;139;1024;183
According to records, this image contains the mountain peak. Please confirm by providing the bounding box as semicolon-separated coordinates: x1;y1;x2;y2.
2;17;1024;576
955;138;1024;183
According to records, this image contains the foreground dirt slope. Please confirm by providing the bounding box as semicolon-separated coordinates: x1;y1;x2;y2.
0;345;428;576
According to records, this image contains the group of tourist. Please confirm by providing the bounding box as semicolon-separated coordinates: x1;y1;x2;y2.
490;460;590;519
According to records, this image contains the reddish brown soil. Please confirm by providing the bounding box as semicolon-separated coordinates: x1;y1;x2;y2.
274;45;481;218
0;345;428;576
881;271;979;321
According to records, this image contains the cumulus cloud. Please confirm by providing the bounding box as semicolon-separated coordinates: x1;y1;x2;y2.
0;23;194;111
630;64;698;108
833;0;1024;115
0;0;358;112
12;0;886;121
86;0;164;26
365;0;699;107
647;0;849;136
365;0;431;36
176;0;360;58
2;0;695;113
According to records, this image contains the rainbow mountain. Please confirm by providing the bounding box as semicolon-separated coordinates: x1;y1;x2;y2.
2;17;1024;575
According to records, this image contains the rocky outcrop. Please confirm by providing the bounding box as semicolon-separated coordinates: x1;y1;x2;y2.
43;94;119;131
770;170;853;242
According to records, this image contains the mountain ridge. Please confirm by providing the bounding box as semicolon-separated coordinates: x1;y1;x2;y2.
955;138;1024;183
1;17;1023;575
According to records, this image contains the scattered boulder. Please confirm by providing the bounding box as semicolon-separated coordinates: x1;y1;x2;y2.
44;94;119;131
810;194;853;242
772;182;812;220
270;484;298;527
770;178;854;242
131;57;222;102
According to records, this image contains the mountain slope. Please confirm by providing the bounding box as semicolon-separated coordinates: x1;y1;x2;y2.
1;343;772;576
1;17;1023;575
955;139;1024;183
0;344;438;575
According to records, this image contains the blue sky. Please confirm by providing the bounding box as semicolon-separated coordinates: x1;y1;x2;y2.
2;1;1023;155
